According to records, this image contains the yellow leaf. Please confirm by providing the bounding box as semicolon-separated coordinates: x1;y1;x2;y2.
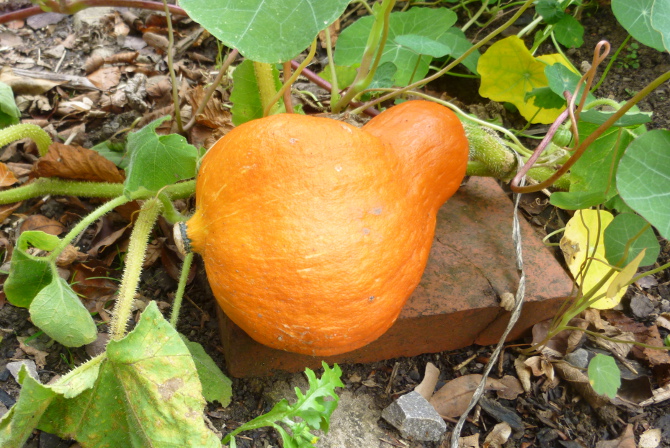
607;249;646;299
536;53;580;75
477;36;564;124
560;209;623;309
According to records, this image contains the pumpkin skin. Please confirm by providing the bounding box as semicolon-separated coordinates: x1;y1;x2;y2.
184;100;468;356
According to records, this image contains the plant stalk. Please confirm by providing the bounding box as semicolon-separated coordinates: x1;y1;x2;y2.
109;198;163;340
254;62;280;116
170;252;193;327
0;123;52;156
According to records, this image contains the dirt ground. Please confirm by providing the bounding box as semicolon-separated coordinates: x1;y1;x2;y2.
0;2;669;448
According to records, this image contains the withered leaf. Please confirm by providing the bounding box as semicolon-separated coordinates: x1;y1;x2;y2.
87;66;121;91
0;162;19;187
19;214;64;236
483;422;511;448
0;202;22;222
595;424;635;448
34;142;124;183
429;374;506;418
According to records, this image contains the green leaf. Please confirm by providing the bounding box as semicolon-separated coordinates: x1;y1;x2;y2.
29;277;97;347
37;302;220;447
368;61;397;90
230;60;283;126
617;129;670;239
124;116;198;196
612;0;666;52
179;0;350;63
335;7;458;86
0;82;20;128
555;123;640;209
553;14;584;48
604;213;660;267
651;0;670;52
181;336;232;407
550;190;608;210
91;139;129;169
394;34;451;58
3;231;60;308
588;354;621;399
536;0;565;24
580;109;652;127
525;86;567;109
437;28;480;74
0;365;57;448
545;63;595;105
478;36;565;124
223;362;344;445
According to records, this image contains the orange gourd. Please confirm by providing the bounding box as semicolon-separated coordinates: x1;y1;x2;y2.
178;100;468;356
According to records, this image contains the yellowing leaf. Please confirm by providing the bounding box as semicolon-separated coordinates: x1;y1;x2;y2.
606;249;646;299
536;53;580;75
478;36;564;124
560;209;624;309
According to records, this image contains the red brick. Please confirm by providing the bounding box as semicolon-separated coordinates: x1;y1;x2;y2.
217;177;573;377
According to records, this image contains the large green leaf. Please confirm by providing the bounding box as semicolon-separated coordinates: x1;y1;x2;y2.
478;36;565;124
617;130;670;239
179;0;350;63
29;276;97;347
651;0;670;52
37;302;220;447
553;14;584;48
124;116;198;196
181;336;233;407
612;0;666;52
0;366;57;447
604;213;660;267
335;7;458;86
551;123;640;209
3;231;60;308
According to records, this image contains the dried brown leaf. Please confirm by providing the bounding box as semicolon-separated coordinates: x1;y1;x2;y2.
0;162;19;187
71;263;119;301
514;356;532;393
483;422;511;448
19;214;64;236
87;224;129;258
458;434;480;448
6;162;32;178
0;202;21;222
415;362;440;400
18;338;48;369
595;424;635;448
496;375;524;400
34;142;124;183
55;244;88;267
429;374;506;418
524;356;555;382
553;360;612;409
87;66;121;91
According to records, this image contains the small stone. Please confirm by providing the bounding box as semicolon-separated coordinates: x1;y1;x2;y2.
26;12;67;30
73;7;115;32
6;360;39;383
0;369;10;382
565;348;590;369
630;294;655;319
382;391;446;442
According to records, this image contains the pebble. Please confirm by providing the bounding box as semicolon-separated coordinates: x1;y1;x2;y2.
381;390;446;442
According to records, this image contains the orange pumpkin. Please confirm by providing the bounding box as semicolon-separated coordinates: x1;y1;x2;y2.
179;100;468;356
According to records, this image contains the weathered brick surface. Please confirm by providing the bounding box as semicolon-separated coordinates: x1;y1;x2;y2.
217;177;573;377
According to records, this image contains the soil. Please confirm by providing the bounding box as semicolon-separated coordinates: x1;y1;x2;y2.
0;2;669;448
